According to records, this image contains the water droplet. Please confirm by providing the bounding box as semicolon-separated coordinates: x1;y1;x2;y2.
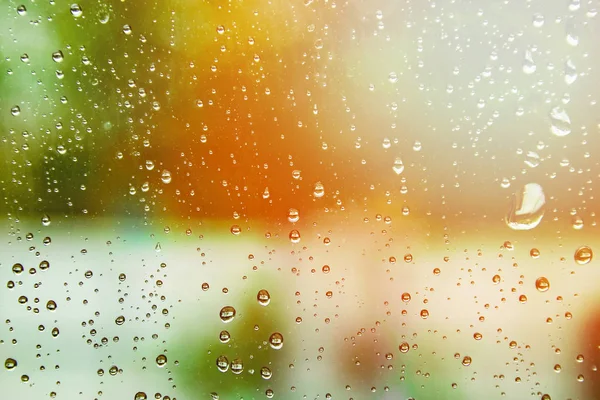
313;182;325;198
98;10;110;24
462;356;472;366
549;106;571;136
505;183;545;230
572;215;584;230
261;366;272;379
11;105;20;116
288;208;299;223
420;309;429;319
574;246;593;265
530;248;540;258
257;289;271;306
565;59;577;85
230;225;241;235
382;138;391;149
219;306;236;323
156;354;167;367
134;392;147;400
231;358;244;374
16;5;26;15
115;315;125;325
46;300;57;311
535;277;550;292
532;13;544;27
12;263;24;274
5;358;17;370
392;158;404;175
219;330;230;343
161;170;172;184
399;342;410;353
523;50;536;74
388;72;398;83
289;230;301;244
413;141;422;151
401;293;411;303
269;332;284;349
70;4;83;17
123;24;132;35
41;214;51;226
216;355;229;372
216;25;225;34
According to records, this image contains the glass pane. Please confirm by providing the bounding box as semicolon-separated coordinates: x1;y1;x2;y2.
1;1;599;399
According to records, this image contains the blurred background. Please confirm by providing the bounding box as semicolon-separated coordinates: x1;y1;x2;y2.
1;0;599;399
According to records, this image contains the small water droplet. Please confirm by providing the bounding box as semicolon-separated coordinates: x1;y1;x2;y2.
532;13;544;27
399;342;410;353
16;5;26;15
230;225;241;235
11;105;20;116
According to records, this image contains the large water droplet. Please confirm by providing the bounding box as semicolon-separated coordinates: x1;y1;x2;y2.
156;354;167;367
5;358;17;370
289;230;301;243
231;358;244;374
392;157;404;175
505;183;545;230
257;289;271;306
535;277;550;292
216;355;229;372
161;170;172;184
313;182;325;198
522;50;536;74
549;107;571;136
70;4;83;17
574;246;593;265
269;332;284;349
219;306;236;323
288;208;299;223
41;214;51;226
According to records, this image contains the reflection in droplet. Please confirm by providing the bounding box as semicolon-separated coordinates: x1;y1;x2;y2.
574;246;593;265
505;183;545;230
